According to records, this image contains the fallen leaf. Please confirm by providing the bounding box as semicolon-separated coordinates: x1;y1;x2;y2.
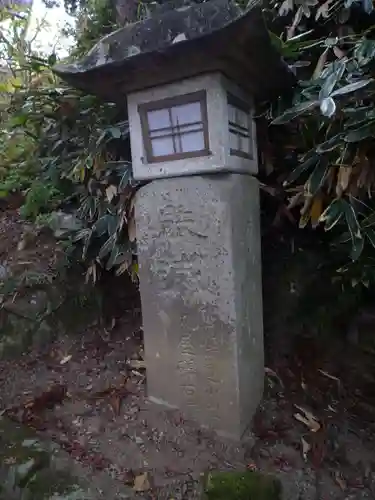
334;471;347;491
318;369;340;384
301;437;311;461
128;359;146;370
294;405;321;432
265;367;284;388
133;472;151;492
60;354;72;365
24;384;67;412
109;395;122;416
294;410;321;433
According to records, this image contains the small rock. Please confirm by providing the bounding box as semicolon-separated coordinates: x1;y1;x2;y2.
86;416;103;434
0;261;9;280
133;472;151;492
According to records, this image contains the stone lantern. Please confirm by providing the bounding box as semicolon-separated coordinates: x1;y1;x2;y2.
54;0;294;440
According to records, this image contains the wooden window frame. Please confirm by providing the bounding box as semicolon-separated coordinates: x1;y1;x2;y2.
227;93;253;160
138;90;210;164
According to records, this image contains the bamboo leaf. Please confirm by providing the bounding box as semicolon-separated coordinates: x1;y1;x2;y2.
307;158;329;195
345;122;375;142
365;228;375;248
284;154;319;186
331;79;373;97
272;100;318;125
316;134;343;152
320;97;336;117
310;196;323;228
319;198;345;230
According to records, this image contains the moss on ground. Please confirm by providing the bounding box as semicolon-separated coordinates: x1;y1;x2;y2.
0;417;90;499
204;470;282;500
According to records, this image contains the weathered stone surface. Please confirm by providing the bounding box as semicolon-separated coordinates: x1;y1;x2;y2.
135;174;263;439
53;0;294;100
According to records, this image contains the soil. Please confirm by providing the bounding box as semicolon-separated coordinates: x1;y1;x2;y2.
1;209;375;499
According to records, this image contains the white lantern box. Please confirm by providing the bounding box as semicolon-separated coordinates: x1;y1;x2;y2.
127;73;257;181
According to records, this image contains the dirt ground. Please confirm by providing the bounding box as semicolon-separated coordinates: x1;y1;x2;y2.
1;210;375;499
1;312;375;499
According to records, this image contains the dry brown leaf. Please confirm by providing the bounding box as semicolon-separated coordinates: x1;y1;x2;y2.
301;437;311;461
105;185;117;203
133;472;151;492
24;384;67;412
287;191;304;210
129;194;136;215
60;354;72;365
265;367;284;388
310;196;323;228
336;166;352;196
115;255;132;276
294;405;321;432
318;369;340;384
334;471;347;491
128;359;146;370
109;395;122;416
299;211;310;229
315;0;333;20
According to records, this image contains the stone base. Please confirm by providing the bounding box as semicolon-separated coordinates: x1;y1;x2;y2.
135;174;264;440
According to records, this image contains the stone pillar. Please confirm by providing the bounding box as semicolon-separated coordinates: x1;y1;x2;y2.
135;173;263;440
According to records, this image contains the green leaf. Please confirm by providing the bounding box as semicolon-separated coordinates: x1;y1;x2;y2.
344;122;375;142
350;236;364;261
96;130;107;147
316;134;343;153
366;228;375;248
319;61;346;99
320;198;345;231
106;243;131;270
283;154;319;186
82;230;93;259
342;200;363;260
106;245;120;270
354;38;375;65
268;31;284;53
47;53;57;67
98;234;116;260
107;214;118;236
272;100;318;125
94;215;110;237
119;166;132;190
307;158;329;195
331;79;373;97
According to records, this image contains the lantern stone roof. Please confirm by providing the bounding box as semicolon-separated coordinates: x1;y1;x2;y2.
53;0;295;101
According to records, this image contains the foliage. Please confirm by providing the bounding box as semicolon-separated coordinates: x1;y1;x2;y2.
266;0;375;287
3;0;375;294
0;0;138;282
6;72;138;279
